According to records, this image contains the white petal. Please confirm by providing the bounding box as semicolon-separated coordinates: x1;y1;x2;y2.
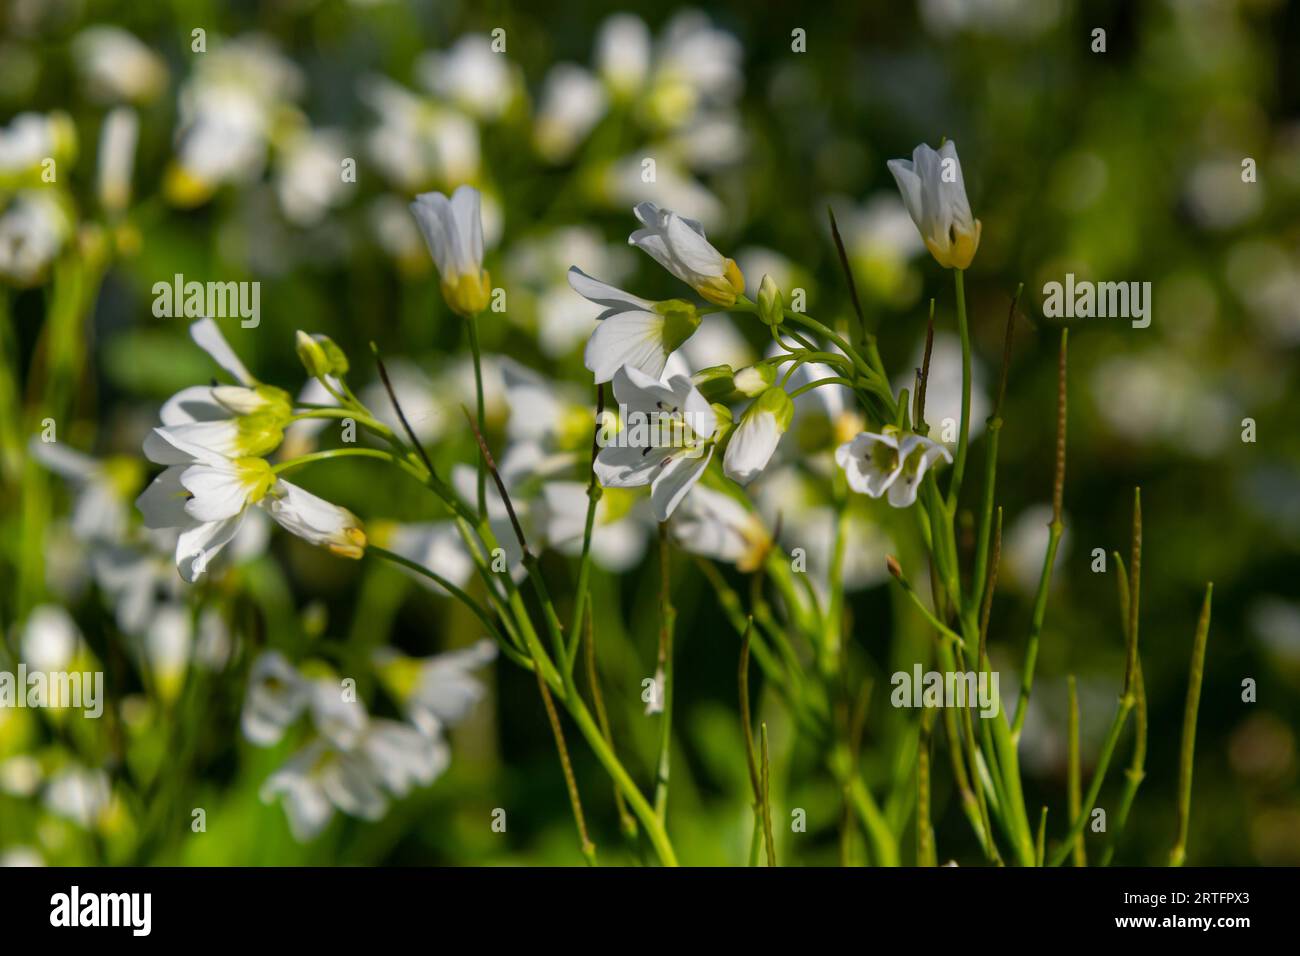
160;385;229;426
584;311;669;383
190;318;255;386
567;266;655;314
650;445;713;520
176;514;245;581
723;410;780;485
136;466;193;529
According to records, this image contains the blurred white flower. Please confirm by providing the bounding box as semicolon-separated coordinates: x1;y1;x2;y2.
378;520;475;595
96;107;138;214
72;26;167;103
276;128;349;227
899;332;989;445
671;484;769;572
44;766;111;828
534;64;607;163
21;605;80;672
417;35;516;120
0;756;43;798
542;482;649;572
0;111;76;180
596;14;651;98
30;439;137;543
0;191;73;286
361;77;480;190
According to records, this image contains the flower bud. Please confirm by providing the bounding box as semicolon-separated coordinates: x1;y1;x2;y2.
757;274;783;327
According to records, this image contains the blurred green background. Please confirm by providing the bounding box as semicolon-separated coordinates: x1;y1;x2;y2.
1;0;1298;865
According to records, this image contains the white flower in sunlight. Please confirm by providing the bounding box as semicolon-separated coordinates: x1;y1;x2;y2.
723;387;794;485
96;107;138;214
646;11;742;129
72;25;168;103
21;605;81;672
30;439;138;543
596;14;651;98
671;485;770;572
836;428;952;508
263;481;367;559
411;185;491;317
542;482;649;572
260;719;449;842
44;766;111;828
165;35;302;207
376;640;497;735
360;77;480;191
671;113;747;171
242;651;308;745
594;365;719;521
161;319;292;429
141;603;192;703
606;161;723;230
417;35;515;120
375;520;475;595
569;266;702;383
0;847;43;867
0;191;73;286
0;756;42;798
629;202;744;306
534;64;607;163
136;442;277;581
276;128;349;226
0;112;77;178
888;140;982;270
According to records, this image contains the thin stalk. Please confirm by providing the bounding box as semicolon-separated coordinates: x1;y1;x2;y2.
1067;675;1086;866
969;284;1021;618
583;606;637;840
1035;807;1048;866
1012;328;1068;739
652;523;676;823
947;268;972;511
916;708;937;866
1170;583;1214;867
466;314;487;520
759;723;777;866
566;384;605;668
535;666;597;865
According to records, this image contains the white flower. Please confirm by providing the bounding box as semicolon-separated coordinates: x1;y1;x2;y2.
377;520;474;596
142;603;192;703
241;651;309;745
542;482;649;572
0;112;76;178
262;481;367;559
628;202;744;306
568;266;701;383
723;386;793;485
30;439;137;542
416;35;515;120
887;140;982;270
594;365;718;521
72;26;167;104
375;641;497;736
671;485;770;572
835;428;952;507
21;605;81;672
0;191;73;286
96;107;138;213
159;319;291;430
360;77;480;191
44;766;111;828
596;14;651;98
534;64;607;163
410;185;490;317
276;128;349;226
260;720;449;842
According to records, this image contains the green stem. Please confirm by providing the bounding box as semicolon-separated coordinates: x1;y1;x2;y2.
466;314;487;521
948;268;972;511
1170;583;1213;867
